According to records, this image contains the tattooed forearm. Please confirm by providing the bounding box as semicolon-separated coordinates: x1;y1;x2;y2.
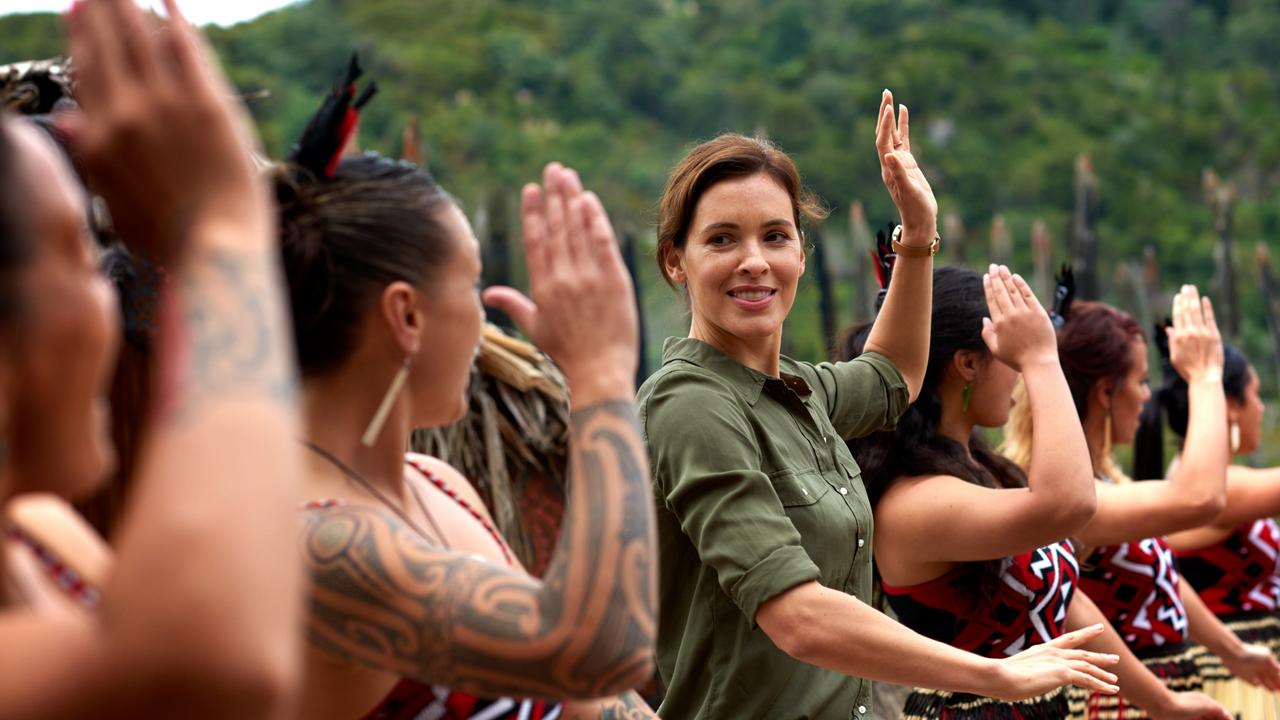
559;691;657;720
303;399;656;700
158;246;298;422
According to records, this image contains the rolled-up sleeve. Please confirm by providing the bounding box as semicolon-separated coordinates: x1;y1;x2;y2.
645;370;820;624
811;351;909;440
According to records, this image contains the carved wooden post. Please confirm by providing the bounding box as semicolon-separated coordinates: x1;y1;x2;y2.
1071;155;1100;299
622;229;648;383
1031;220;1052;304
944;210;966;268
810;227;838;356
849;201;873;323
1204;169;1241;340
1257;243;1280;392
990;214;1012;266
401;113;422;165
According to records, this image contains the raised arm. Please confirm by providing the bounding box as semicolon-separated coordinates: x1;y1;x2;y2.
0;0;304;717
875;266;1094;565
863;89;935;402
1066;592;1230;720
1080;286;1229;549
304;164;656;700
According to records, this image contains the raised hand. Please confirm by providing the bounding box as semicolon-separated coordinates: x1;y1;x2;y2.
980;264;1058;372
66;0;270;264
987;624;1120;701
1166;285;1224;384
875;89;937;242
483;163;639;405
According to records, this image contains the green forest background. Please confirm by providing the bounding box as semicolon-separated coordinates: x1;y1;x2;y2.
4;0;1280;464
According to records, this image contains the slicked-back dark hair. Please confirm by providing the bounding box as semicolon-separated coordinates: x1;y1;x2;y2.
274;154;456;377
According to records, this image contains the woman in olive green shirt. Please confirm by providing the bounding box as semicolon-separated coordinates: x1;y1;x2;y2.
638;90;1121;719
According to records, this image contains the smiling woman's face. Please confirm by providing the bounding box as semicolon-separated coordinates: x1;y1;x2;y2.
665;172;805;346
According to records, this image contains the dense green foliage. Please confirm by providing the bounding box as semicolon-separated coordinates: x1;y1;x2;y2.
4;1;1280;410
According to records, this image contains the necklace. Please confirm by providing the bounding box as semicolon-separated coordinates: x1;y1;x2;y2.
405;456;514;567
301;440;451;550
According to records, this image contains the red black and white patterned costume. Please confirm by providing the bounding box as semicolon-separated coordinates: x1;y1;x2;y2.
1174;518;1280;718
1073;536;1208;719
883;541;1081;718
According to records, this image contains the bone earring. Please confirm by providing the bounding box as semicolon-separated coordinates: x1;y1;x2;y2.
1230;423;1241;454
362;357;411;447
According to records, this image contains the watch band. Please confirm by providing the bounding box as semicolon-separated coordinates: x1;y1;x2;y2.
891;224;941;258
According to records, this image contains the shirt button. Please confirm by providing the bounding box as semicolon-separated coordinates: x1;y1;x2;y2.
857;538;865;548
839;487;849;496
858;706;867;715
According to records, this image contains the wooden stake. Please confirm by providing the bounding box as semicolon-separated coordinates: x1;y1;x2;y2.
1031;220;1052;303
849;201;873;323
1072;155;1100;299
990;214;1012;266
1204;169;1241;340
1257;243;1280;392
944;210;966;268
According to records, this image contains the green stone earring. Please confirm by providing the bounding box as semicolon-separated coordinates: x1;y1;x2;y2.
961;381;974;412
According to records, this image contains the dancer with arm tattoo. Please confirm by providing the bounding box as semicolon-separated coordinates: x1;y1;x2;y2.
279;64;656;718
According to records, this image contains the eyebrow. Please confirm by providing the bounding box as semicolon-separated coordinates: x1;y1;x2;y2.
700;218;794;233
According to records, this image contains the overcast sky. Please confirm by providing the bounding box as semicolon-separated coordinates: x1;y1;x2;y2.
0;0;300;26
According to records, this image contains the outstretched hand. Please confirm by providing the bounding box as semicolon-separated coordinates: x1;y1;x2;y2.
987;623;1120;702
1149;691;1232;720
66;0;270;265
980;264;1058;372
483;164;639;406
875;89;937;242
1223;642;1280;691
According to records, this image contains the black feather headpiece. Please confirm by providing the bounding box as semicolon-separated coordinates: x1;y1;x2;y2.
1049;264;1076;330
289;53;379;179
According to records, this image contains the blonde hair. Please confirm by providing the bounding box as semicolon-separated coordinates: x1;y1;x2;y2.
1000;377;1131;483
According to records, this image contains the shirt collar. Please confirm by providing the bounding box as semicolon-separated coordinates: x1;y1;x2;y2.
660;336;812;406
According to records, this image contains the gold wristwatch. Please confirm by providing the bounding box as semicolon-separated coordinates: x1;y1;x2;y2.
891;224;941;258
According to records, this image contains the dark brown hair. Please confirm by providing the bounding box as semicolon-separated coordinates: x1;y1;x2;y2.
655;133;827;288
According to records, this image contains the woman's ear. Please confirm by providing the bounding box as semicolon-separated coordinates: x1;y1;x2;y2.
663;246;687;285
951;349;983;384
380;280;423;356
1091;378;1115;413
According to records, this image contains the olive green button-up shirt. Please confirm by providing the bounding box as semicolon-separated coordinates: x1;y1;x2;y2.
637;337;909;720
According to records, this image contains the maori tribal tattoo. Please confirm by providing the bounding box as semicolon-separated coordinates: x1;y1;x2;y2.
302;400;657;700
159;246;298;423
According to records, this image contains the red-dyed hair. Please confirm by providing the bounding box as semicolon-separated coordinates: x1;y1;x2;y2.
1057;300;1146;421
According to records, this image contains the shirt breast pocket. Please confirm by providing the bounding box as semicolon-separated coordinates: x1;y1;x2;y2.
770;467;861;590
768;468;829;508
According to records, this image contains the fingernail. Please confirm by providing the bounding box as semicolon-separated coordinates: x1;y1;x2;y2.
883;88;890;95
983;273;990;282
